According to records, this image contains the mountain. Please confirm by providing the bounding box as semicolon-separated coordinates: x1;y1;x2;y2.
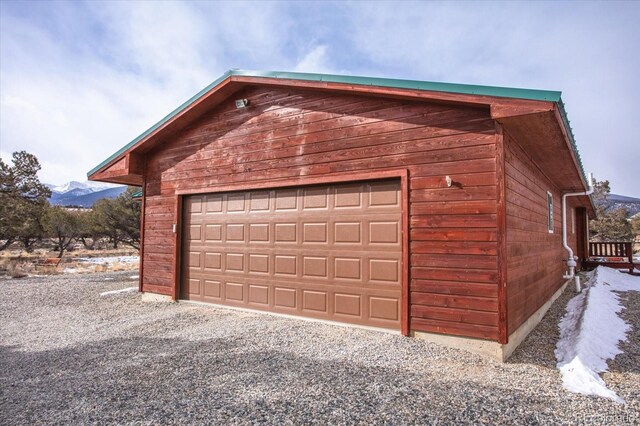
47;181;127;208
599;193;640;217
47;180;119;194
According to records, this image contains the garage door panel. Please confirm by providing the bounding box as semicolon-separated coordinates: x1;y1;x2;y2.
303;187;330;209
248;284;269;305
370;296;400;321
225;282;244;301
204;252;222;270
368;181;401;207
302;256;328;278
205;195;223;213
274;287;297;308
204;224;222;241
181;179;402;329
187;197;203;213
335;184;363;208
249;191;270;211
275;189;298;210
302;290;328;313
224;253;245;272
189;225;202;241
225;224;245;241
334;257;361;281
226;194;246;212
203;280;221;300
334;293;362;318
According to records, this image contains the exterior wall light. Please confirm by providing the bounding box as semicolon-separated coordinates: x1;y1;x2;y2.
235;99;249;109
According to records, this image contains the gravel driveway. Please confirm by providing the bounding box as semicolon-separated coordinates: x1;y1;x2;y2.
1;272;638;425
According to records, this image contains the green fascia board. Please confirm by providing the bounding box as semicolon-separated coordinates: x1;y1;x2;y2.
555;99;588;187
131;189;143;198
230;69;562;102
89;69;588;184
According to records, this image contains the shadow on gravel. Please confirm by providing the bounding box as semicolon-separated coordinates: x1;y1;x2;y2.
505;286;576;370
0;337;573;425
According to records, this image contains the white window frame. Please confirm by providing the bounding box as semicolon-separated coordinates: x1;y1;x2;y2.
547;191;554;233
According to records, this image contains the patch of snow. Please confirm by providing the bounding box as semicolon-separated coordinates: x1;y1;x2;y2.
99;287;138;297
77;256;139;264
63;268;78;274
555;267;639;404
129;275;139;280
104;278;114;281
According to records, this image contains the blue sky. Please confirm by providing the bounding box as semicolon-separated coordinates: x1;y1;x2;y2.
1;1;638;196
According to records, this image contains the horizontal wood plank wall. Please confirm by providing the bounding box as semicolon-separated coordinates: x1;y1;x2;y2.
143;86;500;340
504;130;579;334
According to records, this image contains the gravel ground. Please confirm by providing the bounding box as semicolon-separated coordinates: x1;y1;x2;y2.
1;273;638;425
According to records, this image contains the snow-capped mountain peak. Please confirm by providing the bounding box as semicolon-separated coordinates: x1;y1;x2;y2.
45;181;128;208
49;181;120;194
52;181;88;194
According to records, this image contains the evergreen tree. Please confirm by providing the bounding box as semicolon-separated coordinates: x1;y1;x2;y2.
589;178;633;242
41;206;80;258
91;187;140;250
0;151;51;250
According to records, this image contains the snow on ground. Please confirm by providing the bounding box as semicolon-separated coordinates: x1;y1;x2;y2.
76;256;139;264
555;267;639;404
99;287;138;296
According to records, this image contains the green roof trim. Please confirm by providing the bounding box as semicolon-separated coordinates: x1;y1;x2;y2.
229;69;562;102
88;69;586;186
131;189;143;198
555;99;587;186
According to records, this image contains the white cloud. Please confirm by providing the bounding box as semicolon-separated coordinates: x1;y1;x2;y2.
293;45;333;74
1;1;638;196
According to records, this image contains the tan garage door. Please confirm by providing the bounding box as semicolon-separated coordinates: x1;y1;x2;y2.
181;179;402;329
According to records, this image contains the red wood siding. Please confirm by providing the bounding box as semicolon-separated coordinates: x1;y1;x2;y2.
142;86;500;340
504;130;579;334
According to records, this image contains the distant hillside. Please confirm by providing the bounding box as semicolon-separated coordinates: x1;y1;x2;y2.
50;187;127;207
599;193;640;217
47;181;126;208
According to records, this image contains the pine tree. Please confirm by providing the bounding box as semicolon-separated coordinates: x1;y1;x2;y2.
0;151;51;250
589;178;633;242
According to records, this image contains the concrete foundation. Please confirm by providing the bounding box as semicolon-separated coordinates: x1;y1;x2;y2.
414;278;572;362
141;292;173;303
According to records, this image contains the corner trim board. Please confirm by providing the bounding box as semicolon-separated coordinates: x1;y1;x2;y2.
495;122;508;344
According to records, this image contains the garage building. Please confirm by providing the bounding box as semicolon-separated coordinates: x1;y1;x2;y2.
89;70;594;360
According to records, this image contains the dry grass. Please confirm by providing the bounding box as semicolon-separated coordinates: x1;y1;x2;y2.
61;260;138;275
0;248;139;278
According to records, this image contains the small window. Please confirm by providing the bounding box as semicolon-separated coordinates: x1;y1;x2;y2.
547;191;554;233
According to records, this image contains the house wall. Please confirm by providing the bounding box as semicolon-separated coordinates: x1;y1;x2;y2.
504;130;580;334
141;86;502;340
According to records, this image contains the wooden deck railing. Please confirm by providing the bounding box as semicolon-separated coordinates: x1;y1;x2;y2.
584;241;635;273
589;242;633;258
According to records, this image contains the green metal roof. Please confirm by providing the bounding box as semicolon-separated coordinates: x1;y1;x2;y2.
88;69;586;186
131;189;143;198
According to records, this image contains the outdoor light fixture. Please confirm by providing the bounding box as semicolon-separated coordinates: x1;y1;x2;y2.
235;98;249;109
445;175;452;187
